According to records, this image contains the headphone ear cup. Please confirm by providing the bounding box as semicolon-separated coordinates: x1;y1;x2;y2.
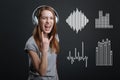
55;16;58;23
32;9;38;26
54;9;59;23
34;16;38;25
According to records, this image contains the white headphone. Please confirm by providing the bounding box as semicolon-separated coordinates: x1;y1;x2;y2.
32;5;59;26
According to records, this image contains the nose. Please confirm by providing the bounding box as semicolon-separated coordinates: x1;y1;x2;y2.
46;18;51;23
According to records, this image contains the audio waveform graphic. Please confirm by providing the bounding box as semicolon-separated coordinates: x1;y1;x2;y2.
95;11;113;28
66;8;89;33
67;42;88;67
96;39;113;66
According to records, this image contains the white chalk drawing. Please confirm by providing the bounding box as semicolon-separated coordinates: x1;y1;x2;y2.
66;8;89;33
95;10;113;28
67;42;88;67
96;39;113;66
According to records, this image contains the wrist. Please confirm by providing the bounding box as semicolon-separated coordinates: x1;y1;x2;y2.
41;51;48;56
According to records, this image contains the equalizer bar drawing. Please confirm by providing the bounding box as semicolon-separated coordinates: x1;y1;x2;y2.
96;39;113;66
95;10;113;28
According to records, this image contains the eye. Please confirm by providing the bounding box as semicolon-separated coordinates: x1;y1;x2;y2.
50;17;54;20
41;16;46;19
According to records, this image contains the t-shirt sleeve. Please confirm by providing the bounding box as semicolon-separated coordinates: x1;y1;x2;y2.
24;37;37;53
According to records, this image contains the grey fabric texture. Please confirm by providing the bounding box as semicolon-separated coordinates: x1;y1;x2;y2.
24;35;59;80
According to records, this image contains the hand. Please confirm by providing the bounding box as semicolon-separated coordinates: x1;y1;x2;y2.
41;32;53;53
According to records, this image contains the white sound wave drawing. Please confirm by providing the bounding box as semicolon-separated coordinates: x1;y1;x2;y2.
67;42;88;67
95;10;113;28
66;8;89;33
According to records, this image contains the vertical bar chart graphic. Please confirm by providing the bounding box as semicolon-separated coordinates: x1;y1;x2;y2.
95;11;113;28
96;39;113;66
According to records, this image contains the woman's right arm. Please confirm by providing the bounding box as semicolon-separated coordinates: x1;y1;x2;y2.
27;50;48;76
27;32;53;76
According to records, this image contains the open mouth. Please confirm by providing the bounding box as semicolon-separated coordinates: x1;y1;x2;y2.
45;25;51;31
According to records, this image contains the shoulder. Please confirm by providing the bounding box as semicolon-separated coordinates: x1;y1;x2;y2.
26;36;34;43
25;36;36;47
24;36;38;53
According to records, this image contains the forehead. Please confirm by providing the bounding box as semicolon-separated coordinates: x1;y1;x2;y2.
41;10;54;17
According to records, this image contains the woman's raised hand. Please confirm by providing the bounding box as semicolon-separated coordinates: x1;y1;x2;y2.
41;32;53;53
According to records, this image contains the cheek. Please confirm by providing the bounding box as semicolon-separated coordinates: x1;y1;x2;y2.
52;20;54;24
40;20;45;24
40;21;45;27
51;21;54;27
39;23;44;31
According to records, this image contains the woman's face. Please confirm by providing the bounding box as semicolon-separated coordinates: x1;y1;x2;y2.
40;10;54;34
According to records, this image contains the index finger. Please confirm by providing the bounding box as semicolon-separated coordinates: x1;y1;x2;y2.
41;31;44;41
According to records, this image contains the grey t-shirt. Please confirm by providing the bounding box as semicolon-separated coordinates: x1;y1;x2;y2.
24;35;59;79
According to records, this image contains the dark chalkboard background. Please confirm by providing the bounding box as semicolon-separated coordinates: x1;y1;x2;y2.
0;0;120;80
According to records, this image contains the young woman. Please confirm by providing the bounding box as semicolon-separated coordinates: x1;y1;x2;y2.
24;5;60;80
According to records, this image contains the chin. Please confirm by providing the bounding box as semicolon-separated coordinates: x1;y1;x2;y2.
44;30;51;34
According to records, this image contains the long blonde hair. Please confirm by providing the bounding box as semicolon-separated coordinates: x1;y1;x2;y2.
33;6;60;54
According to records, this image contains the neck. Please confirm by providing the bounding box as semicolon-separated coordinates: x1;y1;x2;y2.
43;32;48;38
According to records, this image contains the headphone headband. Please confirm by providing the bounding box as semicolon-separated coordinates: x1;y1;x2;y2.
32;5;59;26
